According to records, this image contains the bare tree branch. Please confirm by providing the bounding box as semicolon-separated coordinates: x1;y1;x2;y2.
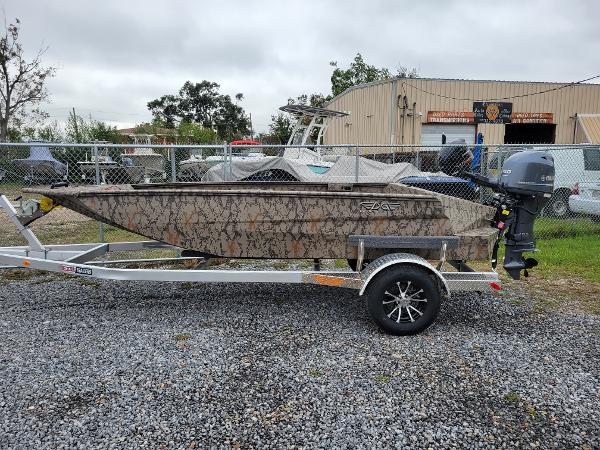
0;17;56;141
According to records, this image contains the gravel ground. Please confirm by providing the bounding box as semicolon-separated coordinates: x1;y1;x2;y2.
0;273;598;449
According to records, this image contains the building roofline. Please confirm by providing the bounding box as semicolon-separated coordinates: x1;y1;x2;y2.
325;76;600;106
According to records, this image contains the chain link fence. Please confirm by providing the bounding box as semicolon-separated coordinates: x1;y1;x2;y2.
1;141;599;248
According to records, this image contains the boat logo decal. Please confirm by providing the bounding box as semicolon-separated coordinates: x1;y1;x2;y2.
360;201;402;212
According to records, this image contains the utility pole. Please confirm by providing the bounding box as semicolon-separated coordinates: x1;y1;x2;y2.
249;113;254;139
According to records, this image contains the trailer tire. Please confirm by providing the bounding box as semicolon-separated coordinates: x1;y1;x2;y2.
366;265;441;335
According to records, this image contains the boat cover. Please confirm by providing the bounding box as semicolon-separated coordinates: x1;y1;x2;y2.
12;145;67;176
202;155;445;183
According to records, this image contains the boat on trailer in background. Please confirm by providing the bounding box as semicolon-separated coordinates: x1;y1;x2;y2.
178;140;265;181
278;104;350;173
11;142;68;184
123;134;166;182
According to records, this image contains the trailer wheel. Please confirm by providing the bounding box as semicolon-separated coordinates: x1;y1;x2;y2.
366;266;441;335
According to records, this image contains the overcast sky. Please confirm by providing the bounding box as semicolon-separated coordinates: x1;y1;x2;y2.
4;0;600;133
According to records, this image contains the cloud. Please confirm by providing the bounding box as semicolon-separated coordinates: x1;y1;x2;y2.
5;0;600;133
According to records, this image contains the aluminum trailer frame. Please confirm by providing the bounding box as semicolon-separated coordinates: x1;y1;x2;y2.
0;194;501;334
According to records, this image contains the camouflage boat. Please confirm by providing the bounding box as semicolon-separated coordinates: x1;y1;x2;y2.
26;182;498;261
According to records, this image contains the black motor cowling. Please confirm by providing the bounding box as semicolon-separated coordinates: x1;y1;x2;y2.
467;151;555;280
438;139;473;176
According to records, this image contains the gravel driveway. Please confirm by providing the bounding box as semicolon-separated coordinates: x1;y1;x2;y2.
0;275;598;449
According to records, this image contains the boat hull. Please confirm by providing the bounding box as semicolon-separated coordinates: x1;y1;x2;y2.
27;183;497;261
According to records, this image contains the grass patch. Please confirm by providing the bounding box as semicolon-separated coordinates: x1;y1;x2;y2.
77;278;100;288
272;260;289;270
40;223;144;245
174;333;191;342
1;269;42;281
374;374;391;383
504;392;521;403
334;259;348;269
0;219;144;247
535;217;600;240
308;368;322;378
534;235;600;283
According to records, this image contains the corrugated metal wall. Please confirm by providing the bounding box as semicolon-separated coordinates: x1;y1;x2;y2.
323;81;393;145
324;78;600;146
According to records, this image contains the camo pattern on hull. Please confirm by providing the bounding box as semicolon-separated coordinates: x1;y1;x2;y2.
27;183;497;261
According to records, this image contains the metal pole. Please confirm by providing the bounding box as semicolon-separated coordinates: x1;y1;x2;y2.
222;144;227;181
411;102;417;145
170;146;177;182
415;149;421;170
93;144;105;243
93;144;101;185
229;144;233;180
355;144;360;183
480;145;486;204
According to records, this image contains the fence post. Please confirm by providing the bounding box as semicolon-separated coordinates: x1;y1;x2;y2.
415;149;421;170
355;144;360;183
480;146;487;204
222;144;228;181
93;144;105;243
170;146;177;182
497;147;503;173
228;144;233;180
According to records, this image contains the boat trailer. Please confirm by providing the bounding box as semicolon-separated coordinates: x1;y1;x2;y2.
0;194;501;335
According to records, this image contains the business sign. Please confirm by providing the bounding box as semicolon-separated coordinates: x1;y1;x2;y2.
473;102;513;124
427;111;474;124
428;109;553;125
511;112;554;124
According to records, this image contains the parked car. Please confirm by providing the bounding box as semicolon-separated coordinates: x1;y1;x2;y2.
569;182;600;221
487;145;600;218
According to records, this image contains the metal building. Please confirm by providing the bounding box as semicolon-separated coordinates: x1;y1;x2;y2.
323;78;600;147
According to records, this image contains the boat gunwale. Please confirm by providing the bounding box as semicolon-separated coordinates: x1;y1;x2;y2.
27;187;442;201
132;181;393;189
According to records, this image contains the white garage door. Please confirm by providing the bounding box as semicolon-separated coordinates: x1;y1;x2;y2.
420;124;476;146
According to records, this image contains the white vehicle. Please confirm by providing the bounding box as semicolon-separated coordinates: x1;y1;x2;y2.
569;182;600;220
488;145;600;218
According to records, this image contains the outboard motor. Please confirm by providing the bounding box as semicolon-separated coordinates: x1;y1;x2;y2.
438;139;473;176
467;151;555;280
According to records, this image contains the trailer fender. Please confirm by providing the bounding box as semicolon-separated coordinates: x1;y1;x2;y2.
358;253;450;298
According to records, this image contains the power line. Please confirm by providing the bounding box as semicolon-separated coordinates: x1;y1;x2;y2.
400;74;600;102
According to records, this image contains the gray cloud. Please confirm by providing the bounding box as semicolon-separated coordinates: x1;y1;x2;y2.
6;0;600;133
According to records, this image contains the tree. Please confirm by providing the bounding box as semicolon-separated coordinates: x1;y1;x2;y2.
20;121;63;142
147;81;250;140
266;113;294;144
329;53;417;97
177;121;217;144
0;18;56;141
65;113;121;143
